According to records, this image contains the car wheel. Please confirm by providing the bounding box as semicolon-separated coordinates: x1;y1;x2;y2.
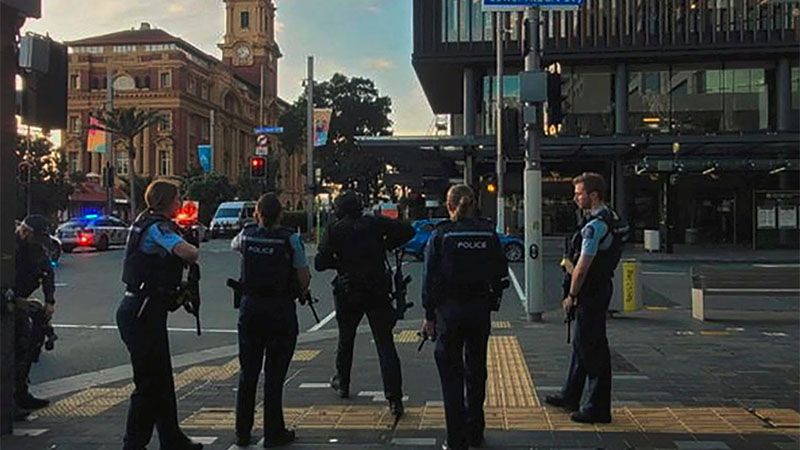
505;242;524;262
96;235;109;251
62;245;75;253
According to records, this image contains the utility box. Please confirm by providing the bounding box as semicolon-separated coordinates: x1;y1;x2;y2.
643;229;660;252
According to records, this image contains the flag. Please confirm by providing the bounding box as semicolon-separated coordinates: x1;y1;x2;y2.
313;108;333;147
87;117;107;153
197;145;212;173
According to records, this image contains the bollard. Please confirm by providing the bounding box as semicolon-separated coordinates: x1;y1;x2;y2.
622;258;641;312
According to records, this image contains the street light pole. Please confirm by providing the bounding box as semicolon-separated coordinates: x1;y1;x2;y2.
306;56;314;237
105;66;114;216
524;7;544;322
495;11;505;234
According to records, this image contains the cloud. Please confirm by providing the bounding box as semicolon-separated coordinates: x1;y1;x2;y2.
366;4;380;14
365;58;393;71
166;2;187;15
275;19;285;35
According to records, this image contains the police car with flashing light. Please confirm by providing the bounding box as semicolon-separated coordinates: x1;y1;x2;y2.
56;214;129;252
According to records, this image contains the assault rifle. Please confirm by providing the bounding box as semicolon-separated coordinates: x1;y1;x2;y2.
299;291;321;323
390;250;413;320
182;263;202;336
175;205;202;336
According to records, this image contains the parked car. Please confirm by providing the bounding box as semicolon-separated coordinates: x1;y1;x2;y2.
56;214;129;252
209;201;256;238
401;218;525;262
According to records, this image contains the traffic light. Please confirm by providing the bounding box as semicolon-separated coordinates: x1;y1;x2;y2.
102;164;115;188
249;156;266;178
502;107;521;158
546;72;563;126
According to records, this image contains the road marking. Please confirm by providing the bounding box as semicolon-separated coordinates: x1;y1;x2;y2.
52;324;239;334
12;428;48;437
54;283;68;287
299;383;331;389
508;267;525;308
674;441;730;450
641;271;687;276
763;332;789;337
392;438;438;446
307;310;336;332
752;264;800;268
188;436;218;445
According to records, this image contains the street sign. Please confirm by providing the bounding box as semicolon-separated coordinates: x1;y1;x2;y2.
482;0;583;11
253;126;283;134
255;147;269;156
256;134;269;146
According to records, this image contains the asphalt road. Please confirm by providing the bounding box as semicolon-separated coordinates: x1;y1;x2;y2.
28;237;798;385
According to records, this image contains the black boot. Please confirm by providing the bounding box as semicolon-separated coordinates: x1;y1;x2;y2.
263;429;295;448
389;398;404;419
329;375;349;399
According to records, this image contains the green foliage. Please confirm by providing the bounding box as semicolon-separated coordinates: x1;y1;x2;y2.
234;175;266;202
16;136;72;219
278;73;393;201
117;172;152;214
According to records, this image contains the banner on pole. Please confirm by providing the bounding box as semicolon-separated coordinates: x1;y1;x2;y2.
197;144;213;173
313;108;333;147
87;117;107;153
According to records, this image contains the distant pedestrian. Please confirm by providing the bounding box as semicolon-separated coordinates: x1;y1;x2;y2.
421;185;509;450
231;192;310;448
545;172;627;424
116;179;202;450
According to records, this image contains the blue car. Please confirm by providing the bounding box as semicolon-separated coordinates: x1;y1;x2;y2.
401;218;525;262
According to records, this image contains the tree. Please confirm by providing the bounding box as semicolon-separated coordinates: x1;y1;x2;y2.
279;73;393;200
16;136;72;219
91;107;165;219
181;166;236;224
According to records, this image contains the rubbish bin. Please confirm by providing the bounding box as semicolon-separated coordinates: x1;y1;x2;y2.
643;229;660;252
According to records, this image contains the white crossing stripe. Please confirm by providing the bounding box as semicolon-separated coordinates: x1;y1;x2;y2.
298;383;332;389
12;428;48;437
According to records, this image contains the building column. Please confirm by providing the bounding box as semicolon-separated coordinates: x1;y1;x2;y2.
463;67;476;187
776;57;791;132
613;63;629;223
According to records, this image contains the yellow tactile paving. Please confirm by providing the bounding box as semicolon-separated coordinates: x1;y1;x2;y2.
755;408;800;428
393;329;421;343
204;358;240;381
292;349;321;362
36;386;133;417
485;336;539;408
492;321;511;329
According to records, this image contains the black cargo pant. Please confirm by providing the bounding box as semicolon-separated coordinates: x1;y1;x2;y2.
434;300;491;450
235;296;298;439
117;293;189;450
334;289;402;401
560;280;613;418
14;308;33;404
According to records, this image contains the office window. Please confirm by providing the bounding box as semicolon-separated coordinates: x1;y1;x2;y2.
69;74;79;90
560;68;615;136
241;11;250;29
113;45;136;53
115;150;129;175
159;71;171;88
158;149;173;176
66;152;79;173
68;115;81;133
158;111;172;132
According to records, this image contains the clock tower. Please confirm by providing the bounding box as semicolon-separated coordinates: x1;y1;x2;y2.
219;0;281;97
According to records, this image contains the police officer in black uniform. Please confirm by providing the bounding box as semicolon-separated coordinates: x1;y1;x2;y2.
315;191;413;418
231;193;310;448
116;180;202;450
545;172;627;424
13;214;56;412
421;185;509;450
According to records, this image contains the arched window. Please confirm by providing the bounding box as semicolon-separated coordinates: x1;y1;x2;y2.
156;140;173;176
90;77;99;90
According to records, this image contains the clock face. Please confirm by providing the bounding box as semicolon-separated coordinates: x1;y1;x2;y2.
236;45;251;59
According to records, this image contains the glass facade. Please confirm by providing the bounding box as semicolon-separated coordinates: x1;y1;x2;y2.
441;0;521;43
560;67;615;136
629;64;769;134
482;75;520;135
792;66;799;131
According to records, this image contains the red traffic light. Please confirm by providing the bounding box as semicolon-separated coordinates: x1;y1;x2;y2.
249;156;266;178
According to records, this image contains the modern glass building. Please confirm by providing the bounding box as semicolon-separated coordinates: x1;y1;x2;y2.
407;0;799;248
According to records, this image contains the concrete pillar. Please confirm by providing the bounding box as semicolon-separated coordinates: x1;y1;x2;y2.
615;63;629;135
142;127;150;175
776;58;791;132
463;68;476;187
613;160;628;221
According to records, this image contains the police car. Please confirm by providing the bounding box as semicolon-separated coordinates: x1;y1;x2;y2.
56;214;129;252
402;218;525;262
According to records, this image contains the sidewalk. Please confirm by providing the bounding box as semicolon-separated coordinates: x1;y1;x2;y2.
2;288;799;449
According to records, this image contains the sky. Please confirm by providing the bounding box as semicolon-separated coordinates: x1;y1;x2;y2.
23;0;435;135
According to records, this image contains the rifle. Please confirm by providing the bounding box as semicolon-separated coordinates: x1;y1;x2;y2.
416;330;436;352
390;250;413;320
226;278;242;309
299;291;321;323
182;263;201;336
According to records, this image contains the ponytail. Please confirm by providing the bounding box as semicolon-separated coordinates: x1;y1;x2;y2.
447;184;475;221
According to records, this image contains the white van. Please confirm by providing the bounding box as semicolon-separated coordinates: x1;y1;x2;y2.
209;201;256;238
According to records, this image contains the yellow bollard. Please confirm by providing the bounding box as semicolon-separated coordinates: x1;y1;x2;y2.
622;259;641;312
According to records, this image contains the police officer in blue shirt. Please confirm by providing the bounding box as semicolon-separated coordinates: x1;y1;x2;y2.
116;180;202;450
421;185;509;450
231;193;310;448
545;172;627;424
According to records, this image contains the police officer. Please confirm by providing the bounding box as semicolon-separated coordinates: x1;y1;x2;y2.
545;172;627;424
13;214;56;412
116;180;202;450
231;193;310;448
315;191;413;418
421;185;509;450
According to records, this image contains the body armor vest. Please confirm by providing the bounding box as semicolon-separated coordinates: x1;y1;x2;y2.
437;218;502;294
568;207;629;289
122;213;184;293
240;224;295;298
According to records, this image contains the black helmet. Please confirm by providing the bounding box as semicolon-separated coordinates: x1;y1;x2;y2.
22;214;49;236
334;191;362;218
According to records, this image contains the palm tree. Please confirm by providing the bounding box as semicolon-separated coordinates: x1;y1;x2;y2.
91;108;165;219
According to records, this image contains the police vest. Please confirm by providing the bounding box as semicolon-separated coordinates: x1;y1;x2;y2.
122;213;185;293
568;207;629;287
329;215;390;288
240;224;296;298
436;218;503;293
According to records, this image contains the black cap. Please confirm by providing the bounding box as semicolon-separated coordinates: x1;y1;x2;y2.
22;214;49;235
334;191;362;218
